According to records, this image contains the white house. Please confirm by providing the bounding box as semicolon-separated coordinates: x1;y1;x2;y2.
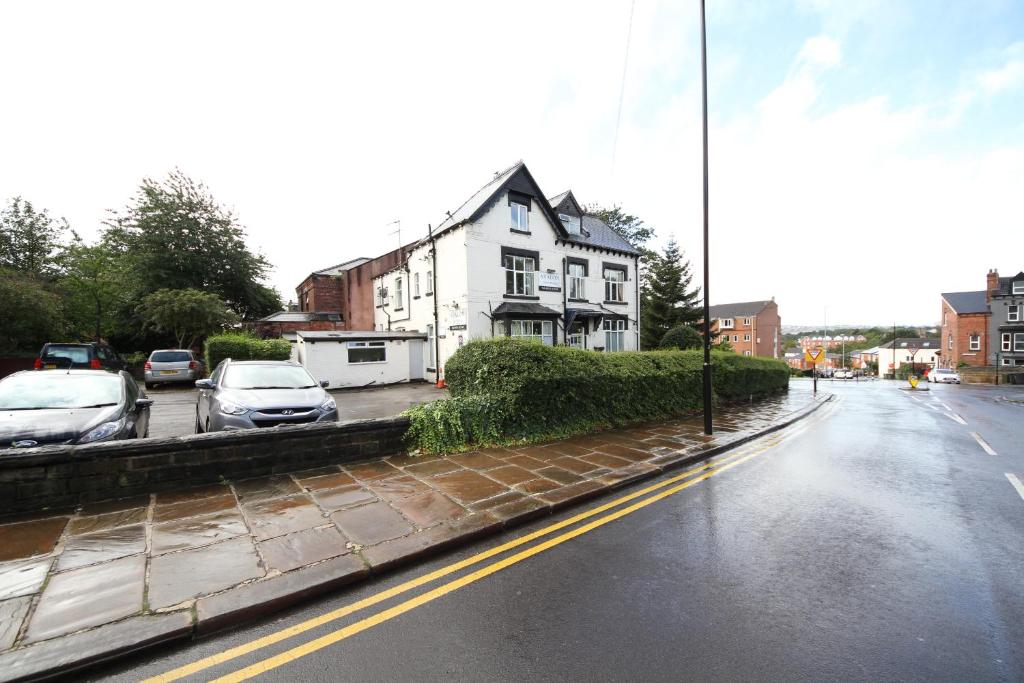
371;161;641;382
876;338;940;377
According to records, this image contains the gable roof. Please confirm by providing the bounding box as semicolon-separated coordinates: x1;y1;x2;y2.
992;272;1024;296
313;257;371;276
942;290;988;314
708;301;773;319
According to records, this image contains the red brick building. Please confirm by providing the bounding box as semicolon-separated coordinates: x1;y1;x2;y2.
939;286;990;369
708;299;782;358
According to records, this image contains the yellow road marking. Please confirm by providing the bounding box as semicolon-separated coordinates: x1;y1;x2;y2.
150;405;829;683
143;450;744;683
213;445;770;682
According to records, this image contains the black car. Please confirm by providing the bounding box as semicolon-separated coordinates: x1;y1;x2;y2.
0;370;152;449
34;342;125;371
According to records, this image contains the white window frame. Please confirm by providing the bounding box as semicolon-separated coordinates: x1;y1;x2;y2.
427;324;436;369
744;333;751;342
414;273;420;297
743;317;752;326
744;350;752;357
347;340;387;364
377;285;389;307
394;278;403;311
426;272;433;295
510;202;529;232
603;318;627;352
732;335;738;342
567;322;585;349
568;263;586;300
504;255;536;296
1009;305;1020;322
604;267;625;302
510;320;552;345
1015;333;1024;352
948;335;953;350
969;334;981;351
720;318;734;329
1014;281;1024;294
1003;333;1012;352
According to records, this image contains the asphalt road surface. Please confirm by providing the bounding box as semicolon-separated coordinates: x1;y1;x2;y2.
95;380;1024;682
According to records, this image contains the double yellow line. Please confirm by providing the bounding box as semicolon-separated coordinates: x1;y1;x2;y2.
148;414;817;682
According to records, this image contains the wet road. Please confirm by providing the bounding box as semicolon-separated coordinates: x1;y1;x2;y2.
95;380;1024;682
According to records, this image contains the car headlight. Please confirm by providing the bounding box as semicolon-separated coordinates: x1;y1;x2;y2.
220;401;249;416
320;397;337;412
79;417;127;443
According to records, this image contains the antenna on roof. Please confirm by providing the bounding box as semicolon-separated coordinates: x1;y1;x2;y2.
446;210;452;218
386;219;402;260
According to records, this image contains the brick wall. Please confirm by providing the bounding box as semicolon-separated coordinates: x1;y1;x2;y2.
343;248;406;331
940;300;989;368
754;302;781;359
0;417;409;516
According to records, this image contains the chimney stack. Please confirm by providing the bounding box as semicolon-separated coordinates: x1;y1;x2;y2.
986;269;1000;302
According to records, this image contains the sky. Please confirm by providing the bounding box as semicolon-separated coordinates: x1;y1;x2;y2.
1;0;1022;326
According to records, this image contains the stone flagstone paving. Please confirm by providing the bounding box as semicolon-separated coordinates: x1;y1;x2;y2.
0;386;816;657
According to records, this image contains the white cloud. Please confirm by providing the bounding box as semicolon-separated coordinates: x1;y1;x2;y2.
797;35;842;69
978;43;1024;94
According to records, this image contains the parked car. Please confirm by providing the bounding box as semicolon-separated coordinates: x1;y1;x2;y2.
834;369;849;379
0;370;151;448
195;360;337;433
145;349;203;389
929;368;961;384
34;342;125;372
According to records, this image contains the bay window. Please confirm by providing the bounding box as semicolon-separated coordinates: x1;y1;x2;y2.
510;320;553;345
603;318;626;351
1016;333;1024;352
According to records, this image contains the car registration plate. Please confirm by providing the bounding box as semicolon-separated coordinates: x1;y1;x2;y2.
160;370;178;375
45;364;57;369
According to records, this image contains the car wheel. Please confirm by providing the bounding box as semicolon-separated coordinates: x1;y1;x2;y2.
195;411;203;434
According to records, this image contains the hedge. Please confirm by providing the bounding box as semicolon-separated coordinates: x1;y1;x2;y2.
405;337;789;453
204;333;291;373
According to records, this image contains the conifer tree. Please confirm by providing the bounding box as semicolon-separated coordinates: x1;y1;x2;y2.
640;238;701;349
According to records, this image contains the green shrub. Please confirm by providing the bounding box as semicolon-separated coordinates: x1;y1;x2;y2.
406;338;789;453
204;333;291;372
659;325;703;350
122;351;149;369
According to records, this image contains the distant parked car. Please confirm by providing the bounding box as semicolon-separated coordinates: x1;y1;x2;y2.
194;360;337;433
145;349;203;389
929;368;961;384
834;369;852;379
0;370;151;448
34;342;125;372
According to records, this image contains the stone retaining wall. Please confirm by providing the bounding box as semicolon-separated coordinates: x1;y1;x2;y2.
0;417;409;516
959;366;1024;385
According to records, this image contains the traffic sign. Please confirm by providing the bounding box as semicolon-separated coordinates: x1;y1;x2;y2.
804;348;825;363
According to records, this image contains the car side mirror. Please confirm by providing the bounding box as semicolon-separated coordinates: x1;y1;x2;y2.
195;379;215;390
135;398;154;412
320;380;330;388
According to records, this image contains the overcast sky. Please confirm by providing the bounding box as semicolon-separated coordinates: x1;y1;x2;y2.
2;1;1021;326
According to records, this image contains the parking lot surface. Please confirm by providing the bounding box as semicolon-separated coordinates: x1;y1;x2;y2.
141;381;444;439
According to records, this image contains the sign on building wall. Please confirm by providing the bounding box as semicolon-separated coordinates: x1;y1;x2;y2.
537;272;561;292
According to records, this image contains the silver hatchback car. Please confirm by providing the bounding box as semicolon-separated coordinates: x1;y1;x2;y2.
145;349;202;389
194;359;338;432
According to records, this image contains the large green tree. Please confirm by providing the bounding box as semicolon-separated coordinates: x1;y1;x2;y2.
104;170;282;319
0;197;67;277
0;268;66;352
57;235;135;342
138;288;238;349
640;238;702;349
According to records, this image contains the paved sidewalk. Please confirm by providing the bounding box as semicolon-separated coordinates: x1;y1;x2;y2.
0;386;824;680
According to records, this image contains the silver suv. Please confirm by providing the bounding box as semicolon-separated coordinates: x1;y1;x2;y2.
194;360;338;432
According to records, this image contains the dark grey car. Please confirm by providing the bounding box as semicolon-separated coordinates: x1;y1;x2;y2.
194;360;337;433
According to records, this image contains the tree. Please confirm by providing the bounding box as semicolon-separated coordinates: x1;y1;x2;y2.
0;197;67;277
0;268;66;352
138;288;238;349
104;170;282;319
58;236;135;342
586;205;655;251
659;325;702;350
640;238;702;349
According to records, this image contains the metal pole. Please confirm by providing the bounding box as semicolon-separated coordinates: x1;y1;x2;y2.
700;0;713;435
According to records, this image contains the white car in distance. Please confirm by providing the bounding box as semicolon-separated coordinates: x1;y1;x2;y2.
929;368;961;384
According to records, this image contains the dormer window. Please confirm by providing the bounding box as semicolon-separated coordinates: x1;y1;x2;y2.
559;213;582;235
1014;281;1024;294
720;318;734;329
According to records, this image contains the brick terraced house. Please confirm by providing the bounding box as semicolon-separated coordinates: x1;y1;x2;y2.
939;268;1024;369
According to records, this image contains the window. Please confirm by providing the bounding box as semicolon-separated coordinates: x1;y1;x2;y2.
510;320;553;345
1016;333;1024;352
732;335;738;342
510;202;529;232
720;318;734;329
1009;305;1020;322
567;322;585;349
948;335;953;350
744;333;751;342
969;334;981;351
394;278;403;310
427;325;435;369
559;213;582;235
1003;333;1012;351
603;318;626;351
376;285;388;307
347;341;386;364
426;271;433;295
743;317;751;326
744;350;752;356
1014;281;1024;294
414;273;420;297
604;267;625;302
504;254;536;296
568;263;586;300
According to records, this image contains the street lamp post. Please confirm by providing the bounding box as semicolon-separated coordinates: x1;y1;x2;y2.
700;0;713;435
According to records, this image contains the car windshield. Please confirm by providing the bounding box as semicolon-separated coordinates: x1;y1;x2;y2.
43;346;91;364
151;351;191;362
936;369;952;374
0;374;122;410
222;365;316;390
